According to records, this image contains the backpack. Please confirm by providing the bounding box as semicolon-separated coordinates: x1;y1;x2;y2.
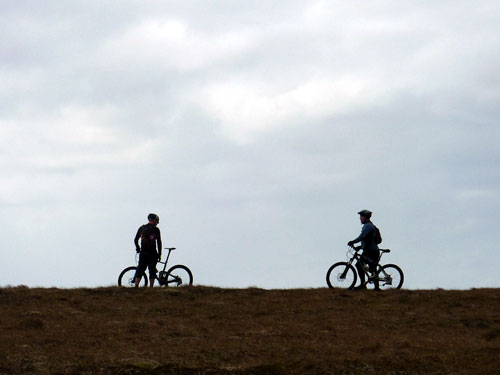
373;226;382;245
140;224;157;250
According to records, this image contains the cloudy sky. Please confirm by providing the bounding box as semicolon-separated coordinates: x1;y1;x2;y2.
1;1;499;289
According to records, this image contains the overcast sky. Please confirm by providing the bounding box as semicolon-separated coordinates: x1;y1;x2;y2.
1;1;499;289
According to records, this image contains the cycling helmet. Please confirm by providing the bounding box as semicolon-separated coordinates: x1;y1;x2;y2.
357;209;372;218
148;213;160;222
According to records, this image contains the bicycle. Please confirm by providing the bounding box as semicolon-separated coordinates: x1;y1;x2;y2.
326;246;404;290
118;247;193;287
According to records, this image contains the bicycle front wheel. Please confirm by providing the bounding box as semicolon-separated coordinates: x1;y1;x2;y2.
118;266;148;287
326;262;357;289
377;264;404;290
164;265;193;287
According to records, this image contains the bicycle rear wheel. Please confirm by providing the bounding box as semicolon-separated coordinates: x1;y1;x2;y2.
164;265;193;287
326;262;357;289
118;266;148;287
376;264;404;289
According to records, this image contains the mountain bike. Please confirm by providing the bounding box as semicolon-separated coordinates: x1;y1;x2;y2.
326;246;404;290
118;247;193;287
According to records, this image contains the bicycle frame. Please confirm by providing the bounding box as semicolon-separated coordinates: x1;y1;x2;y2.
156;248;176;286
157;248;175;271
344;246;390;282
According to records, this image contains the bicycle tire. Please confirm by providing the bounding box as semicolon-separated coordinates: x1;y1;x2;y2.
326;262;357;289
377;264;404;289
164;265;193;287
118;266;148;287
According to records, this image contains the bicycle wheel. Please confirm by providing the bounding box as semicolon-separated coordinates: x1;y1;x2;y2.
376;264;404;290
164;265;193;287
118;266;148;287
326;262;357;289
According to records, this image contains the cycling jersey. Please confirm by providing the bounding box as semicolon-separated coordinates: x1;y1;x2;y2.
134;223;162;255
352;222;379;252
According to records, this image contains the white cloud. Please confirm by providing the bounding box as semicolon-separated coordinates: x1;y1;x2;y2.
96;18;259;72
0;104;159;174
202;75;390;143
48;106;118;144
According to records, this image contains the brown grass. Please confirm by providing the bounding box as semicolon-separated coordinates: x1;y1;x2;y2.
0;286;499;374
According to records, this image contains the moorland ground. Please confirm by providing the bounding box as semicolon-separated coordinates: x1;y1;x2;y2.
0;286;499;374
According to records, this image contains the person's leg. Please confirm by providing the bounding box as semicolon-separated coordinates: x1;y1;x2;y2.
366;251;380;290
147;257;158;288
368;260;380;290
355;259;367;289
135;255;148;287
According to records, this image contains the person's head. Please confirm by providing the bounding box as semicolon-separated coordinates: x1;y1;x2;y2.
148;213;160;225
357;209;372;223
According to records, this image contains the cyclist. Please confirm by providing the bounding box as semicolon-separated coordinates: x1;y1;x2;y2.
133;213;162;287
348;209;380;290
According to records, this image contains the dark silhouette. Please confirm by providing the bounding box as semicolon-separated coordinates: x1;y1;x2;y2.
348;209;381;290
133;213;162;287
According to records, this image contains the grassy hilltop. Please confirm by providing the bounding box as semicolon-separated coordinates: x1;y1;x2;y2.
0;287;499;374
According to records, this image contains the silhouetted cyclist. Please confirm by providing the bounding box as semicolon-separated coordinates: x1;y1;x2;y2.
133;213;162;287
348;209;381;290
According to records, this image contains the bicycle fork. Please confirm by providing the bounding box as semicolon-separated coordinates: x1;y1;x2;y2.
341;261;354;279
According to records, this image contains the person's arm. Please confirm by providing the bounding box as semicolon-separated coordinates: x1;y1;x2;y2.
134;226;142;252
348;225;369;246
156;229;162;260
